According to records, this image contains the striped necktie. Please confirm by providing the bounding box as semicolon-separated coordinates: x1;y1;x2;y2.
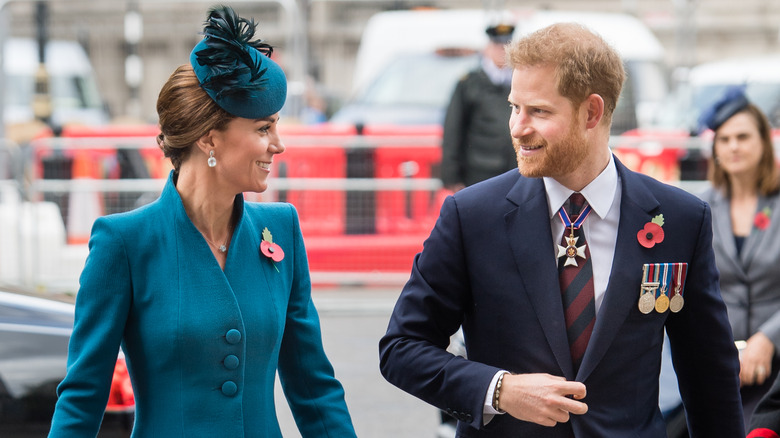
558;193;596;371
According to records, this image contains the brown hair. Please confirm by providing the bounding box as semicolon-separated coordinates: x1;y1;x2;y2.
505;22;625;125
156;64;234;171
709;104;780;196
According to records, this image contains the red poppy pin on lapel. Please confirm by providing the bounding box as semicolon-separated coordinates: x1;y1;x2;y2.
260;227;284;272
754;207;771;231
638;214;665;249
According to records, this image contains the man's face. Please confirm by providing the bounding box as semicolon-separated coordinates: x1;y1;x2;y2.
484;41;508;68
508;64;589;181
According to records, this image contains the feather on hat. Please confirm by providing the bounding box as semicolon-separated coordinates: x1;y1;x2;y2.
190;5;287;119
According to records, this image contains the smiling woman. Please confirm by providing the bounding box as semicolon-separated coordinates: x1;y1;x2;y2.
46;5;357;438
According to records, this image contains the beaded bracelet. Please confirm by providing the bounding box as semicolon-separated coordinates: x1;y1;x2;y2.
493;372;506;414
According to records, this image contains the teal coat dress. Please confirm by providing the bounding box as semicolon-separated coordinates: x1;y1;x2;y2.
48;172;356;437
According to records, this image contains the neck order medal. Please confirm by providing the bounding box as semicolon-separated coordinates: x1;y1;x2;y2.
556;202;592;267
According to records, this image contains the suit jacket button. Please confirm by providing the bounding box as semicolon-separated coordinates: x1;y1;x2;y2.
221;381;238;396
464;414;473;423
224;354;239;370
225;329;242;344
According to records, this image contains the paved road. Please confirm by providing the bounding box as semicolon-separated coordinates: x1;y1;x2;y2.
274;287;443;437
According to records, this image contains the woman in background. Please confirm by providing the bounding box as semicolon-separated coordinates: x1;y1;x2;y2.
48;6;356;437
699;86;780;428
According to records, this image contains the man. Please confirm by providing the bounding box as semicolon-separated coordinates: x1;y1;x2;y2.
440;24;517;192
379;23;744;436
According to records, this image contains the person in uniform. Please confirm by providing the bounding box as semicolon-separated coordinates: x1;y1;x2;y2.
698;86;780;428
379;22;744;437
440;23;517;192
47;6;356;437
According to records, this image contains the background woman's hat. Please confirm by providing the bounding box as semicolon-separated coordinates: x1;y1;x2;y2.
190;5;287;119
699;85;750;132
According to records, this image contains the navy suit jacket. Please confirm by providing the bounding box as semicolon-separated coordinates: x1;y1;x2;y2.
380;157;744;437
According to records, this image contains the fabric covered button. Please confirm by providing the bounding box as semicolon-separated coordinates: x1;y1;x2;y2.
221;381;237;396
225;329;241;344
224;354;239;370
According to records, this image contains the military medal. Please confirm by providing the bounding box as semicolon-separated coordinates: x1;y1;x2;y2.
669;289;684;313
556;201;592;267
639;264;659;314
669;263;688;313
655;291;670;313
655;264;670;313
639;292;655;314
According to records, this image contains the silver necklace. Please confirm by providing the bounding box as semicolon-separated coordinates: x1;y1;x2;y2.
202;231;229;253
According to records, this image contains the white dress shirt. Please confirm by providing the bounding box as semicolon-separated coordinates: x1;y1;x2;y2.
482;154;622;421
544;154;621;315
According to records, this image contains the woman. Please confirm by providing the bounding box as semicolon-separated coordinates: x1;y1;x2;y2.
48;6;357;437
699;86;780;428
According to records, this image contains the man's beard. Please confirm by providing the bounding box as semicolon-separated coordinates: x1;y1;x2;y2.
513;123;588;179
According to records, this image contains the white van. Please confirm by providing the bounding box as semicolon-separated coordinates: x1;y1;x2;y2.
331;9;669;134
3;38;108;128
331;9;486;126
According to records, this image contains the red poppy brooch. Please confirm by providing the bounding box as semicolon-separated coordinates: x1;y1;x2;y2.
260;227;284;271
747;428;780;438
754;207;771;231
638;214;665;249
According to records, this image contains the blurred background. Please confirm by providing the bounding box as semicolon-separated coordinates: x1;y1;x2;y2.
2;0;779;132
2;0;779;292
0;2;778;436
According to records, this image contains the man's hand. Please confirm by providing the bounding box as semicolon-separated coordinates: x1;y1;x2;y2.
498;373;588;427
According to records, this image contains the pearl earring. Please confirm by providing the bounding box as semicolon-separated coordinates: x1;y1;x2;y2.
208;150;217;168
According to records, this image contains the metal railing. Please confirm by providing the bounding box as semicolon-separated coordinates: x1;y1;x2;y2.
1;129;715;292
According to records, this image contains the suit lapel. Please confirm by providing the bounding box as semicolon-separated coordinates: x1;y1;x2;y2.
160;178;247;338
505;177;574;378
711;191;744;270
225;203;276;306
741;195;770;268
577;159;660;381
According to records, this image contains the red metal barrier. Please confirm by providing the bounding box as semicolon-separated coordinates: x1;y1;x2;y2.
273;146;347;236
612;129;688;183
374;146;442;235
29;123;715;280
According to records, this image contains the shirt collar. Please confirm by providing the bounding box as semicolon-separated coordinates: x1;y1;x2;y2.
543;154;618;220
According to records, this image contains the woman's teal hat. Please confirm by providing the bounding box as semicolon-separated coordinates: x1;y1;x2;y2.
190;5;287;119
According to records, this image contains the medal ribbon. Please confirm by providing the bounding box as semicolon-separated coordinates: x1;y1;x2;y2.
660;263;670;296
640;264;660;294
651;263;660;297
673;263;688;296
557;203;593;229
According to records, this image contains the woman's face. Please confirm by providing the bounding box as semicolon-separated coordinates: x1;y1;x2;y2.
714;111;764;179
210;113;284;193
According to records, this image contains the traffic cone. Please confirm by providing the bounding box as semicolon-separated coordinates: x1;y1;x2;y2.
66;151;103;244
